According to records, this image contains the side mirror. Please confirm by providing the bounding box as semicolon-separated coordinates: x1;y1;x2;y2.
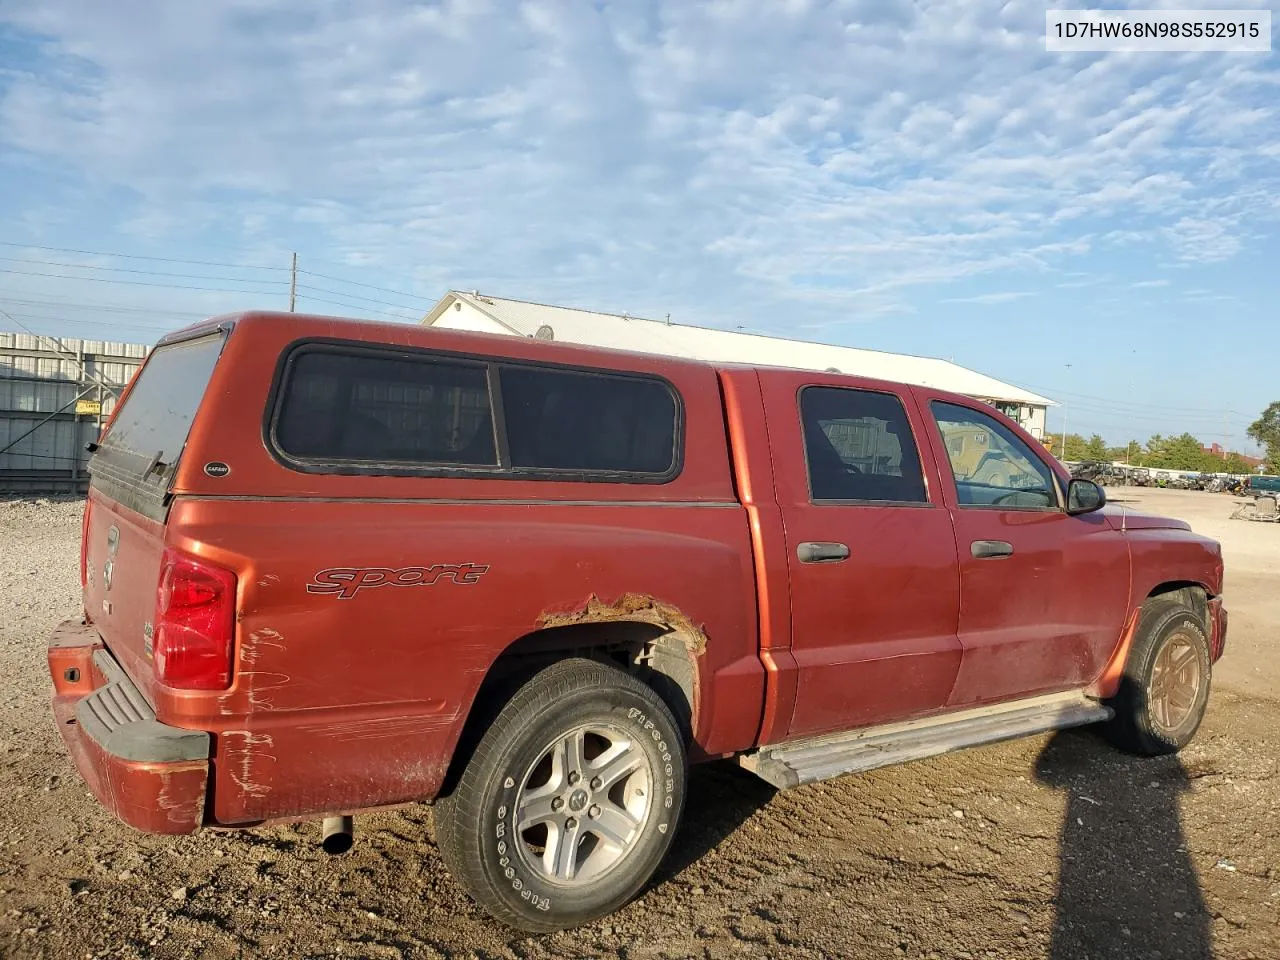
1067;478;1106;515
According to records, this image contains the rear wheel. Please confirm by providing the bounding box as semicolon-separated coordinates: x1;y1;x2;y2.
1105;596;1211;755
434;658;686;932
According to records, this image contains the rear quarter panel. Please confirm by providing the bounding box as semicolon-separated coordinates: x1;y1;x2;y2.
165;315;765;825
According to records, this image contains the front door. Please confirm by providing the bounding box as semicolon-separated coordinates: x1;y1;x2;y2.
924;399;1130;706
760;374;962;740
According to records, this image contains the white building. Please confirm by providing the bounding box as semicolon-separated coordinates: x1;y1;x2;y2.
422;291;1052;438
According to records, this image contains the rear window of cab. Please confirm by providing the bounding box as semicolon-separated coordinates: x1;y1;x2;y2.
267;340;683;483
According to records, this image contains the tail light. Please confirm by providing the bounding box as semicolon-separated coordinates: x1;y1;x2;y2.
154;548;237;690
79;501;92;588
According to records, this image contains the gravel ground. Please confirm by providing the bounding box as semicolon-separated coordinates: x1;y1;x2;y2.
1;489;1277;959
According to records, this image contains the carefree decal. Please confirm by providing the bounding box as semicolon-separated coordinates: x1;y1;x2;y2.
307;563;490;600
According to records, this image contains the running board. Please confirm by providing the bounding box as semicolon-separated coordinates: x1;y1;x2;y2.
739;691;1113;789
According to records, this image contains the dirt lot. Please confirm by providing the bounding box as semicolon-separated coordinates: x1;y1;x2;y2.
1;489;1276;959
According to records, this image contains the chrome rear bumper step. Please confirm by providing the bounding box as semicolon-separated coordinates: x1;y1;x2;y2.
740;691;1113;789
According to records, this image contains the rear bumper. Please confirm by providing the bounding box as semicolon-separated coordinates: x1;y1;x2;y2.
48;618;210;835
1208;597;1227;662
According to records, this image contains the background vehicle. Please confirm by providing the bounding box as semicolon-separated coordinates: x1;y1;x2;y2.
1246;475;1280;497
48;312;1228;932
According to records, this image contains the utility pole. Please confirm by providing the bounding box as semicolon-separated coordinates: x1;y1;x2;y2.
1060;363;1072;460
289;252;297;312
1128;364;1136;464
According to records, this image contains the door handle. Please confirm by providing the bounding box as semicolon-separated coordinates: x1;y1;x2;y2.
797;541;850;563
971;540;1014;559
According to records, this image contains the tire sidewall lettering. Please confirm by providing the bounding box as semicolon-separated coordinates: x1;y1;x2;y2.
486;698;682;919
492;779;552;912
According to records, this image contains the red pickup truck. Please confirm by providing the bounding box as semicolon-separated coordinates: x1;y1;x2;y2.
49;312;1226;932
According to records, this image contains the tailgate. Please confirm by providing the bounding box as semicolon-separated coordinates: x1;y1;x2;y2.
83;330;228;703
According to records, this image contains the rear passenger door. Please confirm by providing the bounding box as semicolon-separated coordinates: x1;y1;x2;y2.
759;373;962;739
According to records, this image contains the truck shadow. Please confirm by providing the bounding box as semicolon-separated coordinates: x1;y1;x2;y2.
1035;723;1213;960
653;760;776;882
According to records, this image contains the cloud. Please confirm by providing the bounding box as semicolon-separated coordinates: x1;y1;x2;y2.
0;0;1277;331
1165;217;1244;264
1131;279;1171;288
940;291;1036;304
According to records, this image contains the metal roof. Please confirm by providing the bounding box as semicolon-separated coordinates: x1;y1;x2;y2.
423;292;1054;407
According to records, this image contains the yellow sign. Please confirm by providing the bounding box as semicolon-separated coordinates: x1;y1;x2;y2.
75;399;102;416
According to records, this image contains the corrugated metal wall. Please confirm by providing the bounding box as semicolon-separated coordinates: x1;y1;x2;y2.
0;332;150;494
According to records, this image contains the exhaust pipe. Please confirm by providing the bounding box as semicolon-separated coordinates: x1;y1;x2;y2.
321;815;353;855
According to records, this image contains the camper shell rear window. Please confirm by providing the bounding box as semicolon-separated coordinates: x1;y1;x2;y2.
266;340;683;483
90;329;228;520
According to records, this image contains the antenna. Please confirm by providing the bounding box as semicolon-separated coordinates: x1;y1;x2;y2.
534;324;555;341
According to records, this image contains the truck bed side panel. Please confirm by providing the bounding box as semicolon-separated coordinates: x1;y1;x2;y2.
164;497;761;824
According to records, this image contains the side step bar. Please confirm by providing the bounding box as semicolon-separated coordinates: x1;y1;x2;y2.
739;691;1113;789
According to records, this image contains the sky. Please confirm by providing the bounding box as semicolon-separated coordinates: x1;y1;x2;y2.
0;0;1277;450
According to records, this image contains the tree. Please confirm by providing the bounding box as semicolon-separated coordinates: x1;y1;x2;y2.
1145;434;1166;464
1043;433;1090;461
1145;433;1212;471
1247;402;1280;473
1083;434;1108;460
1223;453;1254;475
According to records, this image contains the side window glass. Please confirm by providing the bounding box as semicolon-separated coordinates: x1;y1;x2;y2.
498;366;678;475
931;401;1058;509
275;350;496;466
800;387;928;503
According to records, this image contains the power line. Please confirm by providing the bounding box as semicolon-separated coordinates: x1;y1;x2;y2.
1015;379;1243;416
1052;403;1237;426
0;239;288;271
0;295;209;318
296;268;433;306
0;255;288;284
1;310;176;333
291;291;419;322
0;267;287;295
0;449;89;465
0;305;127;397
294;280;426;313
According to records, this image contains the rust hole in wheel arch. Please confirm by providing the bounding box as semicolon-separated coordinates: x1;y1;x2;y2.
536;593;708;657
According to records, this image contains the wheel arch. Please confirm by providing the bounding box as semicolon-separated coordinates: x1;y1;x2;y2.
1093;580;1212;700
438;616;701;800
1144;580;1211;627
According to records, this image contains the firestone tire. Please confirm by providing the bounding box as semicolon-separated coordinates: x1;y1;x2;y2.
1105;596;1212;756
434;658;687;933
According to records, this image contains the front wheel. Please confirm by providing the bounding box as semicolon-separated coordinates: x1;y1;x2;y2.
1105;596;1212;756
434;658;687;932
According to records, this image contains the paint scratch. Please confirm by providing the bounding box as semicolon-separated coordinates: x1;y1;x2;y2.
224;730;276;799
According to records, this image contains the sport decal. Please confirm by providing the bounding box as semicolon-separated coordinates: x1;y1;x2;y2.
306;563;489;600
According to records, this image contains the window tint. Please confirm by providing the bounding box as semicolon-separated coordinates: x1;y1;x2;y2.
800;387;927;503
499;366;677;475
932;401;1058;509
275;350;496;465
